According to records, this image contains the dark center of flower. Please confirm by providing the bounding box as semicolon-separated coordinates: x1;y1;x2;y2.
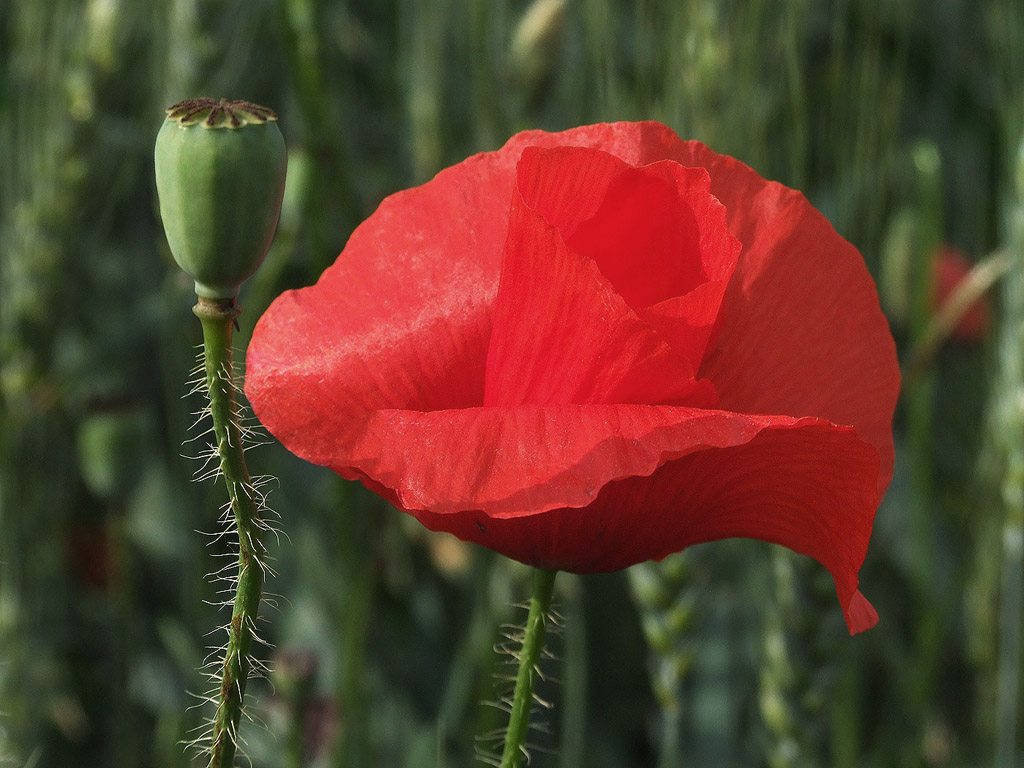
165;98;278;129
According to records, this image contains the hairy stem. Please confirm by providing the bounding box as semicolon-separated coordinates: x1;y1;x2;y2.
500;568;557;768
195;296;265;768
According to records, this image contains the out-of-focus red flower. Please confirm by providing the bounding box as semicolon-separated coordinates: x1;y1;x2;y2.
933;245;991;342
246;122;899;634
66;521;113;592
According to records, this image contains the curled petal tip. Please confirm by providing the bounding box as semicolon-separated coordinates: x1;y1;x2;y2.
846;589;879;635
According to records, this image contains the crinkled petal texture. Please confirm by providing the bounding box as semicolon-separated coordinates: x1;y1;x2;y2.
246;121;899;634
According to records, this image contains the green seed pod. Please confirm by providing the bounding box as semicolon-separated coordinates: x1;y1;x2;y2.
154;98;287;299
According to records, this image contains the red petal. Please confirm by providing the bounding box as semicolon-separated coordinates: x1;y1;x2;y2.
845;590;880;634
498;122;689;168
637;283;730;367
513;145;631;240
513;146;741;370
666;141;900;498
517;147;710;306
246;149;519;448
484;186;715;407
502;124;897;496
568;162;722;305
338;405;879;635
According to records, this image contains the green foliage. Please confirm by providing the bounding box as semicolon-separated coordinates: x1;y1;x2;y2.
0;0;1022;766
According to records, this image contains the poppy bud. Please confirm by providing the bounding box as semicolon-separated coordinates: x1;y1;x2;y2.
154;98;287;299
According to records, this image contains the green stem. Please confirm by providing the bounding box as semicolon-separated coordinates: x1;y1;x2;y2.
500;568;558;768
194;297;265;768
657;701;682;768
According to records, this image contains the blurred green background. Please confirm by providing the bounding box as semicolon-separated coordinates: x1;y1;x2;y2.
2;0;1023;766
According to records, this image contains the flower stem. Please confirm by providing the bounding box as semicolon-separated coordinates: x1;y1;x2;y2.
194;296;265;768
500;568;557;768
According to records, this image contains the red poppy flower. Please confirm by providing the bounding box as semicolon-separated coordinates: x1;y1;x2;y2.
933;244;991;342
245;122;899;634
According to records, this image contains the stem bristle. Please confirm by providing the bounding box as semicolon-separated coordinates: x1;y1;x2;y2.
479;581;561;768
183;334;278;768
